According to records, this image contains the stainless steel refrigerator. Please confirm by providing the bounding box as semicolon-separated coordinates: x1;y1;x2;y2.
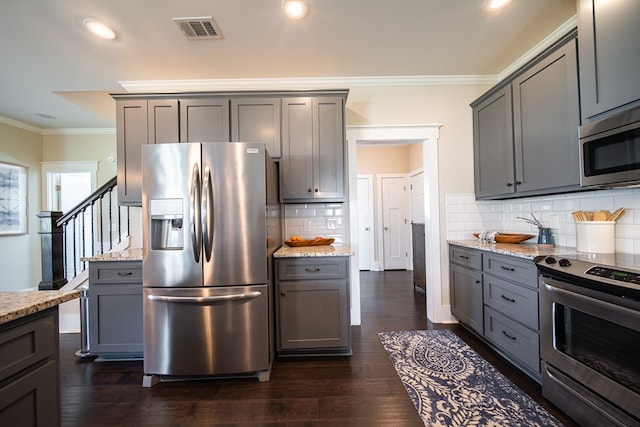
141;142;281;386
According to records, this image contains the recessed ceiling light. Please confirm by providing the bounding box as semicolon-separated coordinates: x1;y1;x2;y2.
282;0;309;19
83;19;117;40
485;0;511;11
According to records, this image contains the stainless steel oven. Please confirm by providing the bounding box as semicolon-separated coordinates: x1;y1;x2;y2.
537;254;640;427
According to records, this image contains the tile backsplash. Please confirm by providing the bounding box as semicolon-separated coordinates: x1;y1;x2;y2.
283;203;345;245
446;188;640;254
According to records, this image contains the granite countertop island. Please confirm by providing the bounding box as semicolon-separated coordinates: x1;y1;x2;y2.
0;289;80;325
448;240;579;260
81;248;143;262
274;245;352;258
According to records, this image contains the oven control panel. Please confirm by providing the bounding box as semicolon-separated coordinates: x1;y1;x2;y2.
586;266;640;285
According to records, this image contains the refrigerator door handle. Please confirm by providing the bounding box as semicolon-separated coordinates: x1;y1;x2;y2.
202;165;214;262
147;291;262;304
190;162;202;262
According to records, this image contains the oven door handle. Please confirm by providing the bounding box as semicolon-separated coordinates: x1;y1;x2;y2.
543;282;640;317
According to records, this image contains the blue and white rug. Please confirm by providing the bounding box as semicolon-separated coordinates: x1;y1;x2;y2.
378;330;563;426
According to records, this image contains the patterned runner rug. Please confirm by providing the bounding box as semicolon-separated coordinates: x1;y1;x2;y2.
378;330;563;426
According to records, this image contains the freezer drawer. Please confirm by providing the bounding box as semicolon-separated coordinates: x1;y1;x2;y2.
143;285;271;377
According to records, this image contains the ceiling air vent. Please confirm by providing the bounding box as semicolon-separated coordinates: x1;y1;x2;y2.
173;17;223;40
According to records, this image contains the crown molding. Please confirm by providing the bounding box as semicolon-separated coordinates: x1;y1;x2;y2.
498;14;577;81
0;115;42;134
119;74;499;92
41;128;115;136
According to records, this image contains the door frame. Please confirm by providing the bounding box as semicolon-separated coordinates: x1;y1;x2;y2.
346;124;452;326
41;161;97;209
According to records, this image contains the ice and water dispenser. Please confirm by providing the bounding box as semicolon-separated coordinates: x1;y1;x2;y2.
149;198;184;250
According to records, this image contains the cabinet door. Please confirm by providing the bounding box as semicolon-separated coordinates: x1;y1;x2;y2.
313;97;345;200
473;86;516;199
578;0;640;120
148;99;179;144
179;98;230;142
278;280;350;350
231;98;281;158
281;97;314;200
513;38;580;194
450;263;483;334
116;99;148;206
89;283;143;356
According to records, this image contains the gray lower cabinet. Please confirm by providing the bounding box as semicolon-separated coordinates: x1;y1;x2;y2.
449;246;483;334
280;96;346;202
275;257;351;355
0;308;60;426
449;245;542;381
472;31;580;199
88;260;143;359
578;0;640;121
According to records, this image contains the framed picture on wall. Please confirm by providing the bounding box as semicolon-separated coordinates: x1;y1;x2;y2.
0;162;28;235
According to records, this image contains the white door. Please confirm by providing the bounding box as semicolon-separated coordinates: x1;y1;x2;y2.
410;171;425;223
381;175;408;270
357;175;374;270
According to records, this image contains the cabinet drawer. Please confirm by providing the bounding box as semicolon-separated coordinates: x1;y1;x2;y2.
483;275;539;330
483;253;537;288
449;246;482;270
484;307;540;374
89;262;142;284
276;257;348;281
0;310;56;382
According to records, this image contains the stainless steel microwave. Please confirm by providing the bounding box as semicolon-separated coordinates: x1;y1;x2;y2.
580;104;640;187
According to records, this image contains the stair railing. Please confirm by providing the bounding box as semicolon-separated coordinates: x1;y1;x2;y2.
38;176;130;289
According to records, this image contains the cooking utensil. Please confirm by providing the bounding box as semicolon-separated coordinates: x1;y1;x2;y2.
607;207;625;222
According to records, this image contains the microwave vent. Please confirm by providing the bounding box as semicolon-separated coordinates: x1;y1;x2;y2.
173;17;223;40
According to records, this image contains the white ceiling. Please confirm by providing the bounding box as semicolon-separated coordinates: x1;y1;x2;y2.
0;0;577;130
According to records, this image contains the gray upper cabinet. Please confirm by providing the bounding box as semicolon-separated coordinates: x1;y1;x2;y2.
578;0;640;121
231;98;281;158
473;85;515;198
116;98;179;206
472;32;580;200
281;96;346;202
512;38;580;194
179;98;230;142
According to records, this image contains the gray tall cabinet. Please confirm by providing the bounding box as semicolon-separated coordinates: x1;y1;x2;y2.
472;31;580;200
578;0;640;121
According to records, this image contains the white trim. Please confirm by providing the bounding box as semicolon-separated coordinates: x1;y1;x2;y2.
498;15;577;81
42;128;115;135
119;75;498;92
0;115;42;134
41;161;98;209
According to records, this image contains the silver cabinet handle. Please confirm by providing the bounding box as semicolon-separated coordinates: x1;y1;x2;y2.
305;267;320;272
147;291;261;304
501;294;516;303
500;265;515;272
117;271;133;276
502;330;517;341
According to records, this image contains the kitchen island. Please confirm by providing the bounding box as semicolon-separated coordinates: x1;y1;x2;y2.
0;290;80;426
274;245;353;356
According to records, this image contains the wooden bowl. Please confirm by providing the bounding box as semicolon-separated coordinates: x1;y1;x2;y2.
284;238;335;247
473;233;534;244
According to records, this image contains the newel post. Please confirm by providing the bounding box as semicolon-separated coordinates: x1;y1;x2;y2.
38;211;67;290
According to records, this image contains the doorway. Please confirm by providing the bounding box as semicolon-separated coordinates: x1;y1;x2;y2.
346;124;450;326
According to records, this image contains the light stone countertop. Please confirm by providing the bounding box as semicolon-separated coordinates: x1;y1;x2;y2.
274;245;352;258
82;248;143;262
448;240;578;260
0;290;81;325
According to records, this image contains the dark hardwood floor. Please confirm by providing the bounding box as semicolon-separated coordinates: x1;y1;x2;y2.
59;270;577;426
